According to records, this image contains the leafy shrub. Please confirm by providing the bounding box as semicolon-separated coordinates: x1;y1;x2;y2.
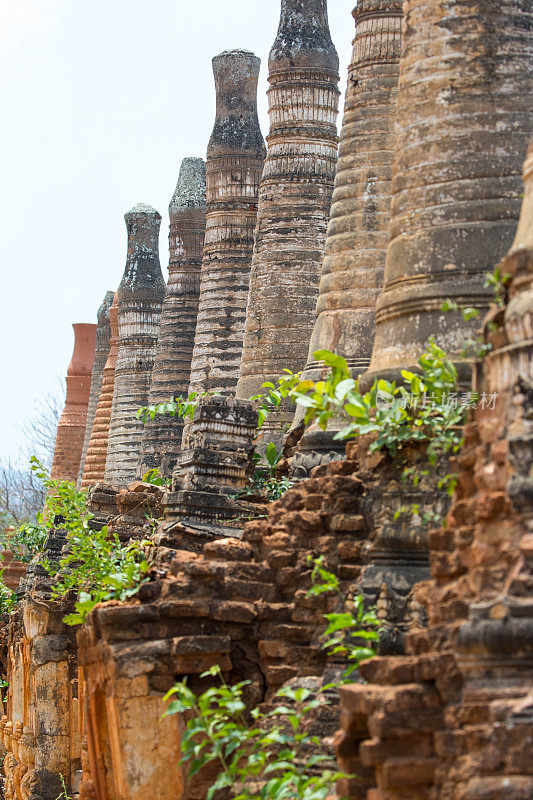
0;521;47;564
142;468;171;488
308;557;379;681
53;525;153;625
20;459;153;625
237;475;294;503
291;339;470;465
250;371;302;429
165;666;346;800
137;391;214;425
164;562;378;800
0;572;16;615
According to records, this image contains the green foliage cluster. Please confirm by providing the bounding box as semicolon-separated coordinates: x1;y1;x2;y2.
484;266;511;308
308;557;379;682
20;459;153;626
0;522;47;564
164;563;378;800
136;391;213;425
165;668;345;800
239;442;294;502
238;475;295;503
291;340;468;466
0;571;16;616
0;456;79;563
52;525;153;626
142;468;171;488
250;371;302;429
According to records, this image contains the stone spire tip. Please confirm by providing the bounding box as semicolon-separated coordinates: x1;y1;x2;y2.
125;203;161;219
169;157;207;214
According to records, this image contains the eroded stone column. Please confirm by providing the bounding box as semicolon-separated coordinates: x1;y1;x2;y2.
51;324;97;483
77;291;114;485
165;396;259;538
187;50;266;398
292;0;403;473
366;0;533;384
105;205;166;487
81;293;118;489
138;157;206;478
236;0;340;440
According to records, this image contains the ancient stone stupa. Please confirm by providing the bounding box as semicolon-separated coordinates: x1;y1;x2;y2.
81;292;118;488
105;205;166;487
338;135;533;800
292;0;403;472
77;290;114;484
51;323;97;482
354;0;533;644
187;49;266;399
138;157;206;478
236;0;340;441
365;0;533;385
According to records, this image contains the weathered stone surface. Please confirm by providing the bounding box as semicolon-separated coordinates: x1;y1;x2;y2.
292;0;403;474
1;550;26;592
77;291;114;486
366;0;533;385
187;50;266;399
139;158;206;478
1;526;81;800
51;324;97;483
165;395;262;538
106;205;166;487
336;138;533;800
81;292;119;489
236;0;340;443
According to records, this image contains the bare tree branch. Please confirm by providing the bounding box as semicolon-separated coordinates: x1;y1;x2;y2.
0;378;65;526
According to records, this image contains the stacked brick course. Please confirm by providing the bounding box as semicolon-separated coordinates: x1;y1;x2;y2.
187;50;266;399
106;205;166;487
51;324;97;483
77;292;114;485
236;0;340;443
165;395;261;538
75;423;456;799
139;158;206;478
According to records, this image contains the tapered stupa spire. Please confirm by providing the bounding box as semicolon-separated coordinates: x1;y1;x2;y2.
81;292;119;488
236;0;340;445
105;205;166;486
291;0;403;474
77;291;114;484
186;50;266;399
138;158;207;477
51;324;97;482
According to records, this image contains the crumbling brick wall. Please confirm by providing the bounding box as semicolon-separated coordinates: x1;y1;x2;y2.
76;432;452;800
335;141;533;800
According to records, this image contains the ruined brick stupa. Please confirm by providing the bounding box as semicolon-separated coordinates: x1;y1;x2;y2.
77;290;114;484
138;158;207;478
50;323;97;482
236;0;340;441
365;0;533;386
292;0;403;473
105;205;166;486
187;50;266;400
81;292;118;488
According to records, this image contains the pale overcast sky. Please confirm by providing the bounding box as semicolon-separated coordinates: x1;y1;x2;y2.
0;0;355;459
